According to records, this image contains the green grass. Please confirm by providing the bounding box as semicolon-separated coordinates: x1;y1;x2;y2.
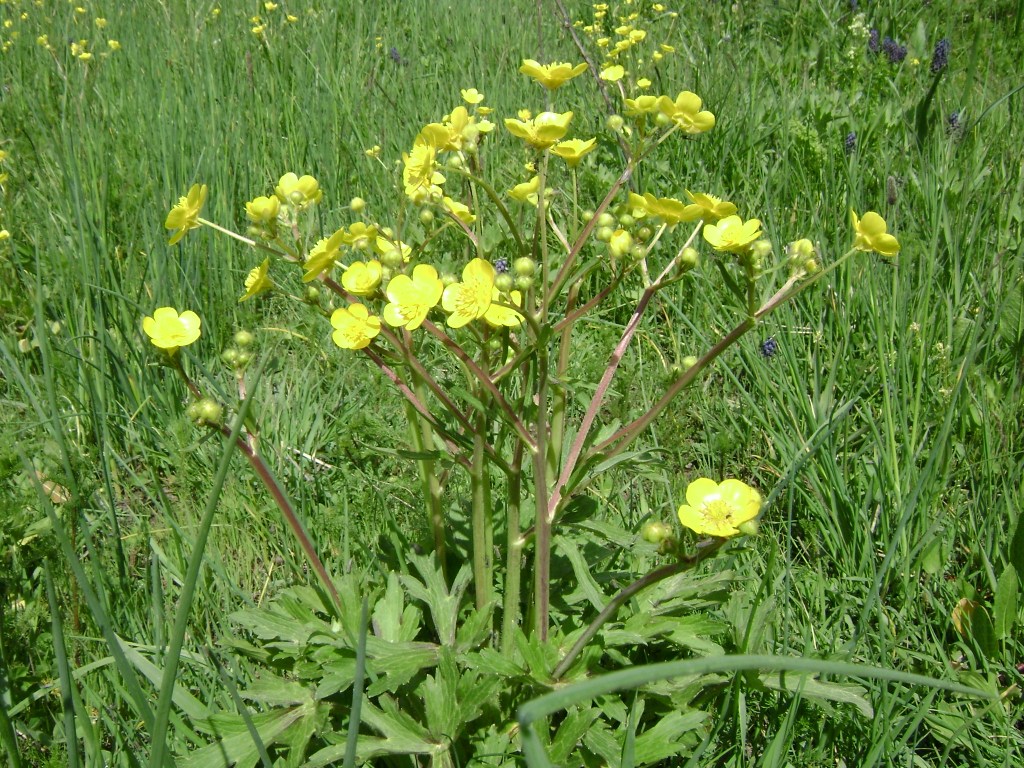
2;0;1023;765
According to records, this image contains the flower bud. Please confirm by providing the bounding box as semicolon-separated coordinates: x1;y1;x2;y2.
803;258;819;274
596;226;614;243
196;398;223;424
737;518;760;537
641;520;673;544
221;348;240;366
234;330;255;348
235;350;252;367
629;244;646;261
446;154;464;169
495;273;514;292
655;112;672;128
635;226;652;241
514;275;534;291
681;355;699;371
380;248;404;269
419;209;435;226
608;229;633;259
513;256;537;277
486;337;503;352
618;213;635;228
606;114;625;132
751;239;773;259
597;212;616;228
349;196;366;214
441;272;459;287
680;247;699;269
582;209;596;222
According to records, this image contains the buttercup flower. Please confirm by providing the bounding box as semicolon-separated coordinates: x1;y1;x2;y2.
509;176;541;206
851;210;900;257
519;59;587;90
624;95;659;116
599;65;625;82
330;303;381;350
302;228;347;282
681;191;737;222
341;222;377;250
275;173;322;208
629;192;687;225
245;195;280;224
403;141;445;202
608;229;633;259
383;264;444;330
239;258;274;302
341;259;383;297
442;258;495;328
551;137;598;167
143;307;202;351
443;196;477;224
461;88;485;104
703;215;763;254
657;92;715;134
484;289;524;328
677;478;761;537
504;111;573;149
164;183;207;245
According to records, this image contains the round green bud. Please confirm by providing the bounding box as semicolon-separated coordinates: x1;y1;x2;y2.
597;212;616;228
441;272;458;287
221;348;240;366
737;518;760;537
680;247;700;269
495;273;514;292
636;226;652;242
641;520;673;544
463;140;478;155
629;244;646;261
618;213;635;228
666;363;683;381
606;114;625;132
380;266;394;284
596;226;614;243
381;226;395;239
514;275;534;291
513;257;537;277
654;112;672;128
582;209;596;222
305;286;321;303
233;330;255;348
486;337;503;352
196;398;223;424
235;350;252;367
803;258;819;274
446;154;464;169
379;248;404;269
349;196;366;214
751;239;773;259
419;208;435;226
681;355;699;371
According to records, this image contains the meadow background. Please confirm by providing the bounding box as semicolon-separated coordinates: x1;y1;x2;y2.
1;0;1023;765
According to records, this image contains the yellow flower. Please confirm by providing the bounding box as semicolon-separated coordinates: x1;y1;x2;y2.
340;222;377;250
402;141;445;203
703;215;763;254
509;176;542;207
383;264;444;330
519;59;588;90
143;307;201;351
374;236;412;264
461;88;484;104
107;40;120;51
245;194;281;224
0;230;10;241
599;65;625;81
330;303;381;350
302;228;347;282
608;229;633;258
677;478;761;537
628;192;687;225
341;259;383;297
657;92;716;134
851;210;900;257
164;183;207;245
239;258;274;302
441;258;494;328
484;289;524;328
275;172;322;208
624;95;660;116
504;111;573;149
443;196;476;224
681;190;737;222
551;137;598;167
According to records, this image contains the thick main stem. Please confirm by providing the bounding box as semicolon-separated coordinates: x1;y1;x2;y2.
501;441;526;650
471;411;493;610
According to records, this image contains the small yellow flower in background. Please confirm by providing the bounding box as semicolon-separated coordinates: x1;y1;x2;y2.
509;175;542;206
365;145;381;158
703;215;763;254
629;29;647;43
443;196;476;224
637;78;652;89
851;210;900;257
275;172;322;208
251;25;266;36
245;194;280;223
0;229;10;241
239;258;274;302
629;192;687;225
78;52;94;62
143;307;201;351
330;303;380;350
461;88;484;104
341;259;383;297
657;91;716;134
677;478;761;538
519;59;588;90
624;95;659;116
484;289;524;328
302;228;347;282
599;65;625;82
551;137;598;167
442;258;495;328
383;264;444;330
264;1;278;9
608;229;633;258
95;17;107;28
164;183;207;245
681;190;737;222
504;111;573;149
286;14;298;23
107;40;120;51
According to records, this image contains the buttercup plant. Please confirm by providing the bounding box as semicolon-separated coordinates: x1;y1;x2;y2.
150;41;901;762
